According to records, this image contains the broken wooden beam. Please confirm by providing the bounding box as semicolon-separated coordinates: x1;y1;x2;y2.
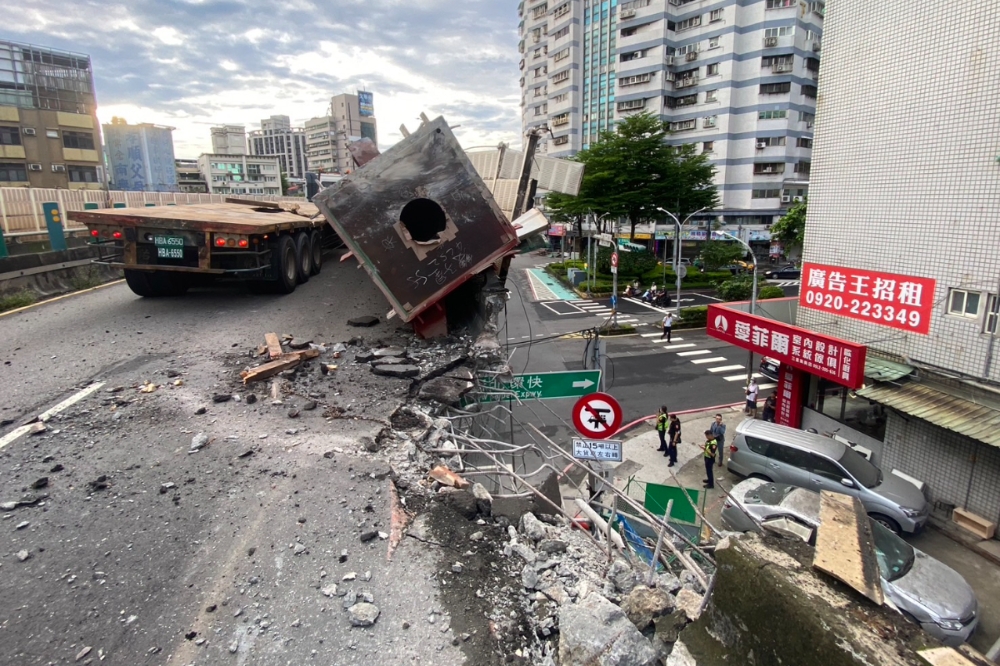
241;349;320;384
264;332;283;360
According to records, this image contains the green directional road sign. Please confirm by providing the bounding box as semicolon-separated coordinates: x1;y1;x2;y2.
478;370;601;402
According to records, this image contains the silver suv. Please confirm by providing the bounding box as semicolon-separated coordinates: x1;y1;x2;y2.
726;419;929;534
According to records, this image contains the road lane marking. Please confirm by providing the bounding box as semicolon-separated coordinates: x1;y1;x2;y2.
758;383;778;390
725;373;762;381
677;350;711;357
0;382;105;450
690;357;728;364
707;364;746;372
662;343;696;350
0;280;125;318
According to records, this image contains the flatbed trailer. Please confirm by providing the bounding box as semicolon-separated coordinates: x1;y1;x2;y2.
68;202;329;296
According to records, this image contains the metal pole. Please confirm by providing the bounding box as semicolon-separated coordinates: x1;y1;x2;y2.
647;499;673;586
725;231;758;386
612;218;618;326
675;219;682;314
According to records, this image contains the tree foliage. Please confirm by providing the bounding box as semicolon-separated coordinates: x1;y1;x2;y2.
699;241;746;270
771;199;806;247
595;247;658;276
716;275;768;302
544;113;718;237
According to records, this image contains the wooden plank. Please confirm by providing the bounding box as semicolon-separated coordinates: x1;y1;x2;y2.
264;332;283;360
917;647;977;666
813;490;884;605
240;349;320;384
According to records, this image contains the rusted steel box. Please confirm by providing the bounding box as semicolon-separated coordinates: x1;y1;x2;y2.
312;116;518;323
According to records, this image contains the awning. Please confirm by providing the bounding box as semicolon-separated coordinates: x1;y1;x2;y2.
863;357;913;382
857;382;1000;448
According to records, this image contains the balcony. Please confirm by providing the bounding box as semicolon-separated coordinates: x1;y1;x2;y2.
674;76;699;89
552;114;570;126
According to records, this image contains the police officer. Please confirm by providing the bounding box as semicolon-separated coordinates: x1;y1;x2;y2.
703;430;719;489
655;406;668;453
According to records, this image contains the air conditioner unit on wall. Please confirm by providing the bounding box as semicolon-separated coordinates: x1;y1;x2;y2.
22;127;36;136
52;164;66;172
756;141;767;149
28;163;42;171
686;51;698;61
781;195;791;203
793;196;804;202
764;37;778;47
620;8;636;18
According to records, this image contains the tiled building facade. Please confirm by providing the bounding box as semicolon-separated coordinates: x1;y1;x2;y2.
798;0;1000;528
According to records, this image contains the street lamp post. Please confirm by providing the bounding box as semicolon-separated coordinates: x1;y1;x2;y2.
655;206;710;314
723;231;759;386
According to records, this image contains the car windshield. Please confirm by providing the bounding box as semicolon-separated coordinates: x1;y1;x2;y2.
837;447;881;488
870;518;915;582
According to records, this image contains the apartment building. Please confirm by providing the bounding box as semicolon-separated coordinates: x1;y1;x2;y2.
517;0;823;228
103;119;178;192
304;92;377;174
248;115;307;180
174;158;207;193
196;153;281;196
796;2;1000;534
0;39;105;189
210;125;247;155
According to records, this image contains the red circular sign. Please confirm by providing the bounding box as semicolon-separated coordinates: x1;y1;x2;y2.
610;252;619;268
572;392;623;438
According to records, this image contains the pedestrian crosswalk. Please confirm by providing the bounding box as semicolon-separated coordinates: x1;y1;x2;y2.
576;299;638;324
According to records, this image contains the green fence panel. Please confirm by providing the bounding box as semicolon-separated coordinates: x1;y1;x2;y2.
643;483;700;525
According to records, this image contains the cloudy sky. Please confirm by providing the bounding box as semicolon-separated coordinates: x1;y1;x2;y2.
7;0;523;158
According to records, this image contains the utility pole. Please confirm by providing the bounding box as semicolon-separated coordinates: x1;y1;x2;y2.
724;231;759;386
656;206;710;314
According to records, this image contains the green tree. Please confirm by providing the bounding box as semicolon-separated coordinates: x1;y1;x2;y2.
544;113;717;239
280;172;290;196
699;240;745;270
771;198;806;249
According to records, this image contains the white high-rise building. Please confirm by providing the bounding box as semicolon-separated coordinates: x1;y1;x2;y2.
304;92;378;175
210;125;247;155
518;0;823;228
248;115;307;180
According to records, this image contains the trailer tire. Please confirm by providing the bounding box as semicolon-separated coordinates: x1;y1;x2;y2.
271;235;298;294
124;270;188;297
309;230;322;276
294;232;311;284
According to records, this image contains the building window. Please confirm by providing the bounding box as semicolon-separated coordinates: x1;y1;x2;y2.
766;0;796;7
621;27;638;37
667;94;698;108
553;26;570;39
801;112;816;126
552;93;568;103
0;126;21;146
553;136;570;146
0;163;28;181
752;189;781;199
758;136;786;147
620;73;653;86
677;44;698;56
764;26;795;38
703;116;717;128
794;161;811;174
46;129;61;138
620;49;645;62
754;162;785;174
801;84;818;98
553;48;570;62
709;8;723;22
708;36;720;49
759;109;788;120
617;99;646;111
670;119;697;132
63;131;95;150
706;63;720;76
704;89;718;102
985;295;1000;334
703;141;714;153
797;137;813;148
948;289;981;318
68;165;99;182
675;16;702;32
760;82;791;94
553;2;570;18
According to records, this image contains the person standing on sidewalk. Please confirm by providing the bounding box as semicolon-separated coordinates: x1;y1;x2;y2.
761;392;777;422
660;312;675;342
703;430;719;489
745;378;759;418
655;406;669;453
666;413;681;466
710;413;727;468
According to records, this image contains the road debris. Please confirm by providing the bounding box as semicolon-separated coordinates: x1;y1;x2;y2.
241;349;320;384
264;332;283;359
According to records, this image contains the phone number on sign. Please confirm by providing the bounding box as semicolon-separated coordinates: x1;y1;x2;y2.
803;290;922;328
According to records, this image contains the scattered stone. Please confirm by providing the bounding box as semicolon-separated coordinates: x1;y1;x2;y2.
194;406;207;415
189;432;209;453
293;543;307;555
622;585;675;631
288;338;313;350
348;603;380;627
451;562;464;574
358;435;381;453
360;590;375;603
342;572;357;581
559;592;658;666
28;422;46;435
159;482;176;494
287;408;300;419
245;394;258;405
75;646;92;661
363;570;372;581
50;464;64;472
417;377;474;406
665;639;697;666
471;483;493;516
212;394;231;403
442;489;479;520
165;369;181;378
185;631;197;640
348;316;379;328
87;475;110;492
469;531;484;542
372;364;420;379
607;558;637;594
520;512;548;543
510;542;537;564
321;585;339;598
402;621;410;629
653;609;690;645
359;531;378;543
373;347;406;358
206;604;217;613
521;565;540;590
238;449;254;459
303;400;317;411
16;549;30;562
339;549;348;563
538;539;568;555
674;588;704;622
31;477;48;490
342;590;357;608
229;642;239;654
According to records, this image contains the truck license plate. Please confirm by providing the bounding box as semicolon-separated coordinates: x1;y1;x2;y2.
154;235;184;259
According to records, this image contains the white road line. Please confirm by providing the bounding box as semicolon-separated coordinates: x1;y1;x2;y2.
724;372;762;381
758;383;778;390
677;350;711;357
708;364;746;373
640;332;662;338
662;343;696;350
0;382;105;450
622;296;670;313
690;357;729;365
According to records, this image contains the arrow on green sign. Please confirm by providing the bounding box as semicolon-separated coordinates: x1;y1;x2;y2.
478;370;602;402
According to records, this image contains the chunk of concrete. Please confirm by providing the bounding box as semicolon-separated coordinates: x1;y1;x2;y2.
622;585;676;632
520;512;548;543
372;364;420;378
418;377;474;406
559;592;658;666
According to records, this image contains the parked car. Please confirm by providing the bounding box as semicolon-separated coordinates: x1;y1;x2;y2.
764;264;801;280
720;479;979;646
759;356;781;381
726;419;930;534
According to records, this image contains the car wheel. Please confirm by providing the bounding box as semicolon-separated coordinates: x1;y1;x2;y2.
869;513;901;535
748;474;773;483
270;235;298;294
123;269;155;297
294;232;311;283
309;230;322;276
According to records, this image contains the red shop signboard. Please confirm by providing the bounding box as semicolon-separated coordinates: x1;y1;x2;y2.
706;304;868;389
799;263;936;335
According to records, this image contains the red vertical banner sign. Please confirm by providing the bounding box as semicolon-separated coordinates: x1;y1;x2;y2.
776;364;804;429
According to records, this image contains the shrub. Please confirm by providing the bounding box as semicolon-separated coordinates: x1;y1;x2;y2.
0;290;37;313
758;285;786;300
677;306;708;328
596;247;658;276
716;275;769;302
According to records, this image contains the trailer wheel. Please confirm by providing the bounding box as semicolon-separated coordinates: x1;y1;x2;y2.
124;269;156;297
271;235;298;294
309;230;323;276
294;232;312;283
123;270;188;297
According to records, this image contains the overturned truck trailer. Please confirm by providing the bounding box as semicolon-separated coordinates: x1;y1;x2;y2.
313;116;520;338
